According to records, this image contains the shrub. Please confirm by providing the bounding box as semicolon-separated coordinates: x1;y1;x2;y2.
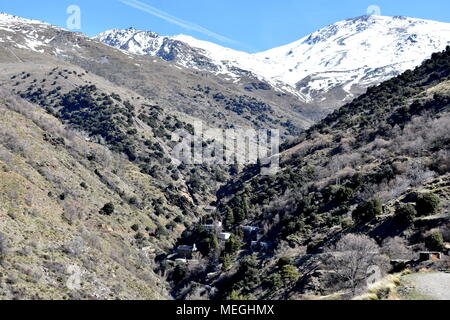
352;198;382;224
277;257;292;269
62;237;84;257
128;196;138;206
63;203;84;223
222;255;232;272
155;224;168;238
281;265;300;284
425;232;446;252
341;218;354;229
267;273;283;291
395;204;417;226
225;235;241;255
0;232;8;263
416;193;440;217
324;185;354;203
381;237;413;260
172;264;187;285
229;290;248;301
100;202;115;215
174;215;184;223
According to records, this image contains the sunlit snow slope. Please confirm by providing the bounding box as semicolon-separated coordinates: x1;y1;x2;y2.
96;15;450;103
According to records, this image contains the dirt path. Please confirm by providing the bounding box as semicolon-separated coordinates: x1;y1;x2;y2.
402;272;450;300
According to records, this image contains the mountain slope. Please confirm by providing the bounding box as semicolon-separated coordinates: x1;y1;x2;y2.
172;47;450;300
0;12;314;136
0;91;171;299
97;15;450;112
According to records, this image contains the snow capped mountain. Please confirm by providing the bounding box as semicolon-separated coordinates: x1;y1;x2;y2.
2;10;450;109
0;12;66;54
255;15;450;101
0;11;48;25
96;15;450;104
0;11;100;61
95;28;254;76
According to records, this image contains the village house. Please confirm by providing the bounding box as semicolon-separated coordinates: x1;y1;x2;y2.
203;205;217;212
419;251;443;262
218;232;231;241
203;221;222;231
177;244;197;258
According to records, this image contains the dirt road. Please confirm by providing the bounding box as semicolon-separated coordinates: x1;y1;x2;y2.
402;272;450;300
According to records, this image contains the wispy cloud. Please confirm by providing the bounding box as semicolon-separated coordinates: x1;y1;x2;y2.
119;0;237;44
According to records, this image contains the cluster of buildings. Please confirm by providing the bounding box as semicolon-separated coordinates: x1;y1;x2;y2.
174;205;273;264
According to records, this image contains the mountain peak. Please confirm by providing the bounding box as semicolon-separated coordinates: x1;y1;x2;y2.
0;11;47;25
95;14;450;104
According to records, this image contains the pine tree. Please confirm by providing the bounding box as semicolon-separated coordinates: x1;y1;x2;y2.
222;255;232;271
224;206;235;228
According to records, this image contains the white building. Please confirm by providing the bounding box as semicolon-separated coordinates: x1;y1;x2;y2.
203;221;223;231
218;232;231;241
177;244;197;257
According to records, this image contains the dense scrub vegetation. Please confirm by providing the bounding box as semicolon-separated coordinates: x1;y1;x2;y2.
14;69;232;216
170;47;450;300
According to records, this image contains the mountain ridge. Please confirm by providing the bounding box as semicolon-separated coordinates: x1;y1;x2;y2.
96;15;450;109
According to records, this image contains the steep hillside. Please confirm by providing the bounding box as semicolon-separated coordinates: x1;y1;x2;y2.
0;43;238;300
0;92;173;299
170;47;450;300
0;12;314;135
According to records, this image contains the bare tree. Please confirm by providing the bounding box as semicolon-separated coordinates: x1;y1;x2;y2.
63;202;84;224
322;234;389;296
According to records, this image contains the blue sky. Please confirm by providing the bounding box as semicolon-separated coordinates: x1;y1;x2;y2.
2;0;450;52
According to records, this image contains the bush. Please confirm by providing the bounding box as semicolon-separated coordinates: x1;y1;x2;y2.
100;202;115;216
155;224;168;238
225;235;241;255
341;218;354;229
395;204;417;226
425;232;446;252
0;232;8;263
63;203;84;223
172;264;187;285
416;193;440;217
222;255;232;272
229;290;249;301
281;265;300;284
381;237;413;260
277;257;292;269
267;273;283;291
174;215;184;223
128;196;138;206
324;185;354;204
352;198;382;224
